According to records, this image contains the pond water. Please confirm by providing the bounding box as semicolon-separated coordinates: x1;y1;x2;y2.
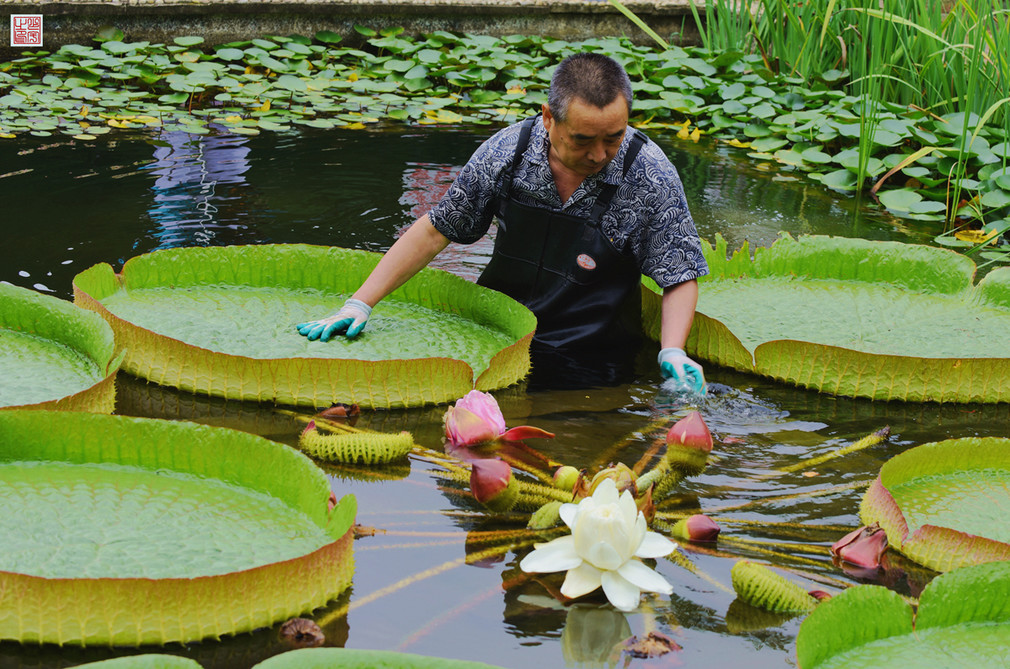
3;125;1010;669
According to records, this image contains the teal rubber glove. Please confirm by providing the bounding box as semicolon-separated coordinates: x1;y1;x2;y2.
658;347;707;395
296;298;372;342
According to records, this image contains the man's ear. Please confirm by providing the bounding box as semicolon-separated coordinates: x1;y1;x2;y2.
541;104;554;132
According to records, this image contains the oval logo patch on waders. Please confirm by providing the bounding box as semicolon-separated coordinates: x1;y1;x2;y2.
576;253;597;271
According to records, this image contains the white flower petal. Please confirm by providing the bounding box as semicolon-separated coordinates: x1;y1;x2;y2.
617;488;639;525
617;559;673;595
593;478;620;504
559;502;579;530
627;513;647;556
561;562;603;599
600;570;641;612
635;531;678;559
585;540;624;571
520;535;581;573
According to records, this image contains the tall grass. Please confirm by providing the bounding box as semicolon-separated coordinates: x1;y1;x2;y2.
694;0;1010;221
696;0;1009;121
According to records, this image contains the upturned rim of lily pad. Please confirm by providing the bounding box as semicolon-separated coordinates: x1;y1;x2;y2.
642;233;1010;403
0;410;356;646
859;436;1010;572
72;244;536;408
0;282;121;412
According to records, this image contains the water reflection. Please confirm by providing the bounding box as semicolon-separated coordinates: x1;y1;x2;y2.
145;129;254;248
399;161;494;282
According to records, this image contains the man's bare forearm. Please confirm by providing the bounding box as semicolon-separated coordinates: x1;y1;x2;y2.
660;279;698;350
353;214;451;307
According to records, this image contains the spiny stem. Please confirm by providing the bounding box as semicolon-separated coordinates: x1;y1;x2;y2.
716;536;829;569
718;535;828;556
664;548;734;594
701;480;874;513
777;427;891;474
275;408;361;433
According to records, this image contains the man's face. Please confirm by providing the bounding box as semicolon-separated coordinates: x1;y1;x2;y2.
542;96;628;178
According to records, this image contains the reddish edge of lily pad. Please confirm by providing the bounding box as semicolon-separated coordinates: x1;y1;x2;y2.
860;437;1010;572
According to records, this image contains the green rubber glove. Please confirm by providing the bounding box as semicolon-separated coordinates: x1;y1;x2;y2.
658;347;707;395
296;298;372;342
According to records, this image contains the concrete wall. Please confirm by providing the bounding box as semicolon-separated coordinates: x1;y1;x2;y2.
1;1;703;59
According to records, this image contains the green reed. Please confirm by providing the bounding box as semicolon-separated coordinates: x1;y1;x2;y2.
698;0;1009;225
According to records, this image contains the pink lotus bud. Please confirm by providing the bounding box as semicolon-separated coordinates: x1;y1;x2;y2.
664;412;713;476
469;458;519;512
553;465;580;492
671;514;721;543
665;411;713;451
830;523;888;569
444;391;507;448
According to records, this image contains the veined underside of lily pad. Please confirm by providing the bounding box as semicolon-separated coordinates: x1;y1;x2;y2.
643;233;1010;403
0;410;356;646
796;561;1010;669
72;244;536;409
0;282;120;412
859;437;1010;572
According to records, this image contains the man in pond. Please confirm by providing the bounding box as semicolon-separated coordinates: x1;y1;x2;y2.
297;53;709;392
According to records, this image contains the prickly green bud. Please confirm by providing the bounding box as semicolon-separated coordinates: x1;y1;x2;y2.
299;422;413;464
730;560;818;613
527;500;564;530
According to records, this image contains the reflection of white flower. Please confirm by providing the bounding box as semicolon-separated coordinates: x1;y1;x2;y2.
520;478;677;612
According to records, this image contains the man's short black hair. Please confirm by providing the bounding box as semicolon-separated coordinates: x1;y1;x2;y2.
547;53;633;122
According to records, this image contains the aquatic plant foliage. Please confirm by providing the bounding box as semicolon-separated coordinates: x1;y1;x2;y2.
0;410;356;646
72;244;536;408
643;233;1010;402
797;561;1010;669
0;282;120;411
2;28;1008;248
859;437;1010;572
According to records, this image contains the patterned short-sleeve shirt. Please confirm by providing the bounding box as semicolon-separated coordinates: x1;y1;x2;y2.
428;118;708;288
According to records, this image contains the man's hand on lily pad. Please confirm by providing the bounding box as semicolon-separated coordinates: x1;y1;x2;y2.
296;298;372;342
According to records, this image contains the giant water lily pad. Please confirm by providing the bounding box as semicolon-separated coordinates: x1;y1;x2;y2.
859;437;1010;572
0;410;355;646
0;283;120;412
797;561;1010;669
643;234;1010;402
73;244;536;408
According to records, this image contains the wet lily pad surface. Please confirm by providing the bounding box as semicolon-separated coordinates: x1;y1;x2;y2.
699;276;1010;356
100;284;512;370
891;469;1010;544
0;329;103;406
0;461;329;579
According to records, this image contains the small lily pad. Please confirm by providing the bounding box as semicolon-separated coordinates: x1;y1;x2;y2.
0;283;119;412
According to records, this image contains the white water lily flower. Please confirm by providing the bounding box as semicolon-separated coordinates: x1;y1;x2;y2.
520;478;677;612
